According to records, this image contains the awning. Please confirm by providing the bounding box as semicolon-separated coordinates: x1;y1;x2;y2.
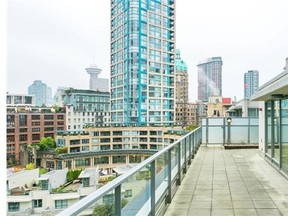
251;70;288;101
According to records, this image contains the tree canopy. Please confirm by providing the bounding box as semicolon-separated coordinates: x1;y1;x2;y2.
38;136;56;150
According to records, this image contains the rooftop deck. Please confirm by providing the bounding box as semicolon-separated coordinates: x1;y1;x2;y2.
164;146;288;216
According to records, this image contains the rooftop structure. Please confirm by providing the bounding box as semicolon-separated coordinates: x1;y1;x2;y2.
6;93;35;106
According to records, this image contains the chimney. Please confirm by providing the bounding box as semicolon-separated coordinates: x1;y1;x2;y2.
285;57;288;71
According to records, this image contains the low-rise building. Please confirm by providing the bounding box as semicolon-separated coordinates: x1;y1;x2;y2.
34;126;182;173
62;88;110;132
227;98;260;117
206;96;232;117
175;102;198;126
6;106;66;166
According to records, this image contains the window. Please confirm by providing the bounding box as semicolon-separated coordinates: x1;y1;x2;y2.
55;200;68;209
19;115;27;126
124;189;132;198
40;180;48;190
33;199;43;208
82;139;89;144
82;177;89;187
103;194;113;204
8;202;20;212
75;158;91;167
94;156;109;164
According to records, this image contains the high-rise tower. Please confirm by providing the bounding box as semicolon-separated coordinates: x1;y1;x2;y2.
244;70;259;99
197;57;223;102
110;0;176;126
28;80;49;106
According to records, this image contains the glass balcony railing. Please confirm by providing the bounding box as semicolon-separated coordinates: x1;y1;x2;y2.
57;127;202;216
201;117;259;145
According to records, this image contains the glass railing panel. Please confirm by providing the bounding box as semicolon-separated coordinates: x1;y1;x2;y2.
171;145;178;181
208;127;224;144
154;153;169;212
202;126;206;144
230;118;249;125
76;189;116;216
208;118;224;125
181;140;185;166
230;127;248;144
249;126;259;144
250;118;259;125
121;167;151;216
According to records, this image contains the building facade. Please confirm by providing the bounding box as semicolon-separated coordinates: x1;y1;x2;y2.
174;49;197;126
86;64;109;92
175;49;188;103
175;102;198;126
110;0;176;126
62;88;110;132
251;58;288;176
197;57;223;102
244;70;259;99
206;96;232;117
28;80;52;106
227;99;260;117
6;106;66;166
53;126;181;172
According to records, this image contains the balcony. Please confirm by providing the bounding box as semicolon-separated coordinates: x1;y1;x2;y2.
56;119;288;216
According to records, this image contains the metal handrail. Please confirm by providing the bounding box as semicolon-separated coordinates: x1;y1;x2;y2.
57;126;202;216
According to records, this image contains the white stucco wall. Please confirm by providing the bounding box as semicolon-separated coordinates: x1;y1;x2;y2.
258;101;265;153
7;168;39;190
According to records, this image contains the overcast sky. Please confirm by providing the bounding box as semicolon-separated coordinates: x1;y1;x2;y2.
6;0;288;102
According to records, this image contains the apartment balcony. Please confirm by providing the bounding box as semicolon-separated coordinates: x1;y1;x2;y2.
54;117;287;216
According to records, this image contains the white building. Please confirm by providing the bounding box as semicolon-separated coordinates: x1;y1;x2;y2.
6;167;102;215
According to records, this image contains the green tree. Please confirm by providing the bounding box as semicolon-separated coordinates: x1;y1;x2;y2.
185;124;198;131
38;136;56;150
92;199;128;216
67;169;82;182
53;105;60;112
25;163;35;170
55;147;68;154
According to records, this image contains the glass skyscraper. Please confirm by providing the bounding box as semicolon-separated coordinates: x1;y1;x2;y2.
244;70;259;99
28;80;49;106
110;0;176;126
197;57;223;102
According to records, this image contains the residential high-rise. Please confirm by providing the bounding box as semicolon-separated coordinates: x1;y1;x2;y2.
110;0;176;126
28;80;50;106
244;70;259;99
197;57;223;102
86;64;109;92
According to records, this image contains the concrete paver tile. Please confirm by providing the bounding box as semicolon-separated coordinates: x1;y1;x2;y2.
256;208;281;216
234;209;258;216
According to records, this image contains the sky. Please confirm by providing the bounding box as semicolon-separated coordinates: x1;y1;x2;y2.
6;0;288;102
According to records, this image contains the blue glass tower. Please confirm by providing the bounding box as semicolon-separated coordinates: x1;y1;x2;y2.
28;80;48;106
110;0;176;126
